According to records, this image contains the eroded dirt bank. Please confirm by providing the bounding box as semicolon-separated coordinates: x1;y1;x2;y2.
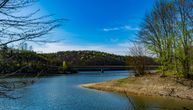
81;74;193;100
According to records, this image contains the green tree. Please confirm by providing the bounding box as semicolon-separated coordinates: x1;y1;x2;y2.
138;0;193;78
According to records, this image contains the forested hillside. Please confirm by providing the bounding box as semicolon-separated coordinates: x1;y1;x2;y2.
42;51;127;66
0;49;157;75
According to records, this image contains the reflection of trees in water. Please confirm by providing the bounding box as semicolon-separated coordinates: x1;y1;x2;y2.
0;79;36;99
124;91;191;110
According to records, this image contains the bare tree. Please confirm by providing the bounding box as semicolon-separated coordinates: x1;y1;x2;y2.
0;0;64;98
129;42;148;76
0;0;64;47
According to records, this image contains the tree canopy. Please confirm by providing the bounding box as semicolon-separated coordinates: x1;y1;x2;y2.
138;0;193;78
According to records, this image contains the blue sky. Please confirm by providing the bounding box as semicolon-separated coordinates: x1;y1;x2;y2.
33;0;154;55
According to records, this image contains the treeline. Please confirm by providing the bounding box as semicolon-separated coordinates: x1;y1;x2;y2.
41;51;127;66
42;51;158;67
0;49;158;75
138;0;193;78
0;47;66;76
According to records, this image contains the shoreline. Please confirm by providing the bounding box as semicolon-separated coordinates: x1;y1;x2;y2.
81;74;193;101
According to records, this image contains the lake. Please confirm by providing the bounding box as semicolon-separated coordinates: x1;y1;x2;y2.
0;71;193;110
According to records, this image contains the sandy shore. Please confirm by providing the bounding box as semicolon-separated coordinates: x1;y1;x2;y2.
81;74;193;100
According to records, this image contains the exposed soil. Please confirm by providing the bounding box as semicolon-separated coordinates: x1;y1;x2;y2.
81;74;193;100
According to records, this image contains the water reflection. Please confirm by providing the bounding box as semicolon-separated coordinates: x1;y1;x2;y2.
127;95;193;110
0;71;193;110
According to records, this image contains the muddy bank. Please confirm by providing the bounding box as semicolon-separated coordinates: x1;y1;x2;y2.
81;74;193;100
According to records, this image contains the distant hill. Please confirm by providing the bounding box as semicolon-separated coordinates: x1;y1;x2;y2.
0;49;158;75
41;51;127;66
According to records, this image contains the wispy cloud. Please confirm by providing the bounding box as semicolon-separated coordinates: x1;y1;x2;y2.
124;25;140;31
103;27;119;32
102;25;140;32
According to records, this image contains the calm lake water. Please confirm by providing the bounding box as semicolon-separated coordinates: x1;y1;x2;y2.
0;71;193;110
